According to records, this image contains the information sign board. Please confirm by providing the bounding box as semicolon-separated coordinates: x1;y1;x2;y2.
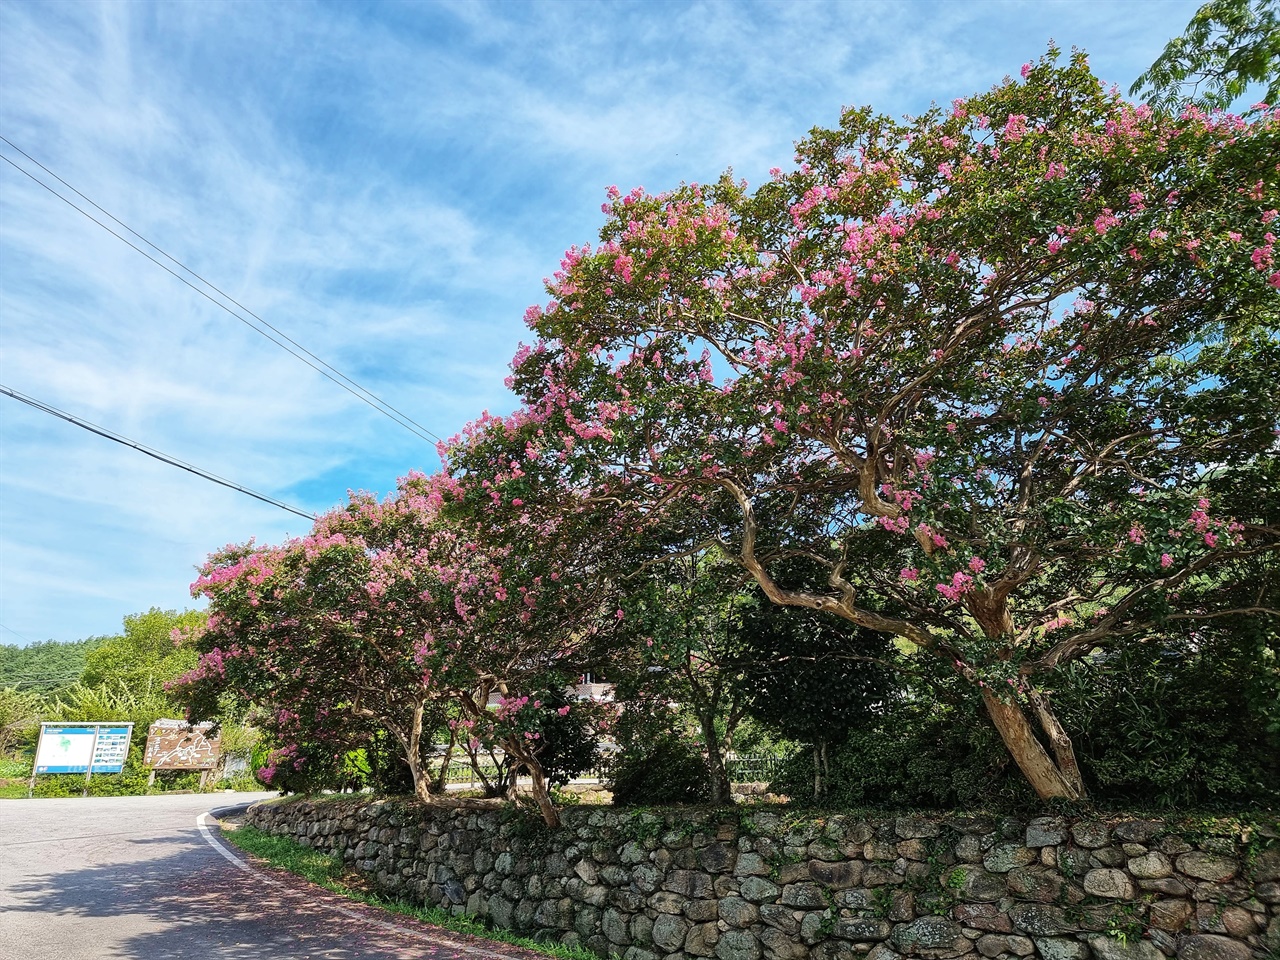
143;719;221;770
34;723;133;774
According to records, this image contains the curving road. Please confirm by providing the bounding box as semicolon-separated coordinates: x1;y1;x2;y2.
0;793;539;960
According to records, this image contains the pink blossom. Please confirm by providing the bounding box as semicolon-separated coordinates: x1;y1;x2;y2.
899;567;919;582
936;571;974;601
1160;553;1173;568
1002;114;1028;141
968;557;986;574
1020;63;1032;79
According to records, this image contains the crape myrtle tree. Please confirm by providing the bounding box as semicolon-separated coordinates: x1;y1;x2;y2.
438;410;652;814
499;49;1280;800
177;461;618;826
175;481;460;801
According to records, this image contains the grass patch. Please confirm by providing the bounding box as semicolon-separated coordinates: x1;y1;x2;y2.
222;824;598;960
222;825;348;886
0;758;30;778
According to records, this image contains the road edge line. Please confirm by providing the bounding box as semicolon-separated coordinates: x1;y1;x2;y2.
195;809;524;960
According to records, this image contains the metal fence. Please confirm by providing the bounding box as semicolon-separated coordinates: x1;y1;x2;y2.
726;755;786;783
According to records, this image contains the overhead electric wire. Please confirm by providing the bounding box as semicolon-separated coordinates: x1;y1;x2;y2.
0;622;37;645
1;384;316;521
0;136;444;445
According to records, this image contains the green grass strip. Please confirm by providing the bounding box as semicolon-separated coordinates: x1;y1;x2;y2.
222;824;599;960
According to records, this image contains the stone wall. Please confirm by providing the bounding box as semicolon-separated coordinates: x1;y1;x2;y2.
244;799;1280;960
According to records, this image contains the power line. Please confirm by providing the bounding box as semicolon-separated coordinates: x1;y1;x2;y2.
0;622;39;645
1;384;316;521
0;136;444;445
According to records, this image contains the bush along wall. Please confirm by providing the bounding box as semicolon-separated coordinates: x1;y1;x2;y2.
245;800;1280;960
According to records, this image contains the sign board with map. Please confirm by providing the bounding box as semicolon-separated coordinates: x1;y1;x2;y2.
143;719;221;770
34;723;133;774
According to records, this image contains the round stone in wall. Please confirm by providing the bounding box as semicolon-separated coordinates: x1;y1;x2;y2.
1082;867;1135;899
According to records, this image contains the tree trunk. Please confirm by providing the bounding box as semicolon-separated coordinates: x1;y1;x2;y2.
522;756;560;828
1027;689;1086;798
980;689;1085;800
506;762;519;802
388;703;435;802
699;712;732;805
430;729;456;794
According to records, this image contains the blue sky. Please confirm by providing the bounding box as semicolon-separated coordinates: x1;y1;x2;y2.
0;0;1204;645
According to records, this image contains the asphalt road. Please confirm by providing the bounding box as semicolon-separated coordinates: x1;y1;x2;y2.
0;793;542;960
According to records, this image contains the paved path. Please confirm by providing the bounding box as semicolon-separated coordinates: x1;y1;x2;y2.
0;793;542;960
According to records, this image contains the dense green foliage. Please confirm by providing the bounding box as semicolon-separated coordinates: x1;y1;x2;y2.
770;671;1034;810
80;607;203;690
1053;640;1280;808
0;636;107;692
606;707;711;806
0;688;41;756
1132;0;1280;110
771;622;1280;811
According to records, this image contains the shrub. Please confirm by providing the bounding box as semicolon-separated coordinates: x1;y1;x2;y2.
771;680;1034;810
1050;632;1280;809
609;734;710;806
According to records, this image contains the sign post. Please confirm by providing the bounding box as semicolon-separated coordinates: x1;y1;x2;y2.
30;723;134;797
82;725;101;797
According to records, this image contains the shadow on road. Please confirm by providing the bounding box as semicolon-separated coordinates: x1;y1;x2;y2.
6;836;506;960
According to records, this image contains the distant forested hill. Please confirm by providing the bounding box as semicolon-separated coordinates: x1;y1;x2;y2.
0;637;109;692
